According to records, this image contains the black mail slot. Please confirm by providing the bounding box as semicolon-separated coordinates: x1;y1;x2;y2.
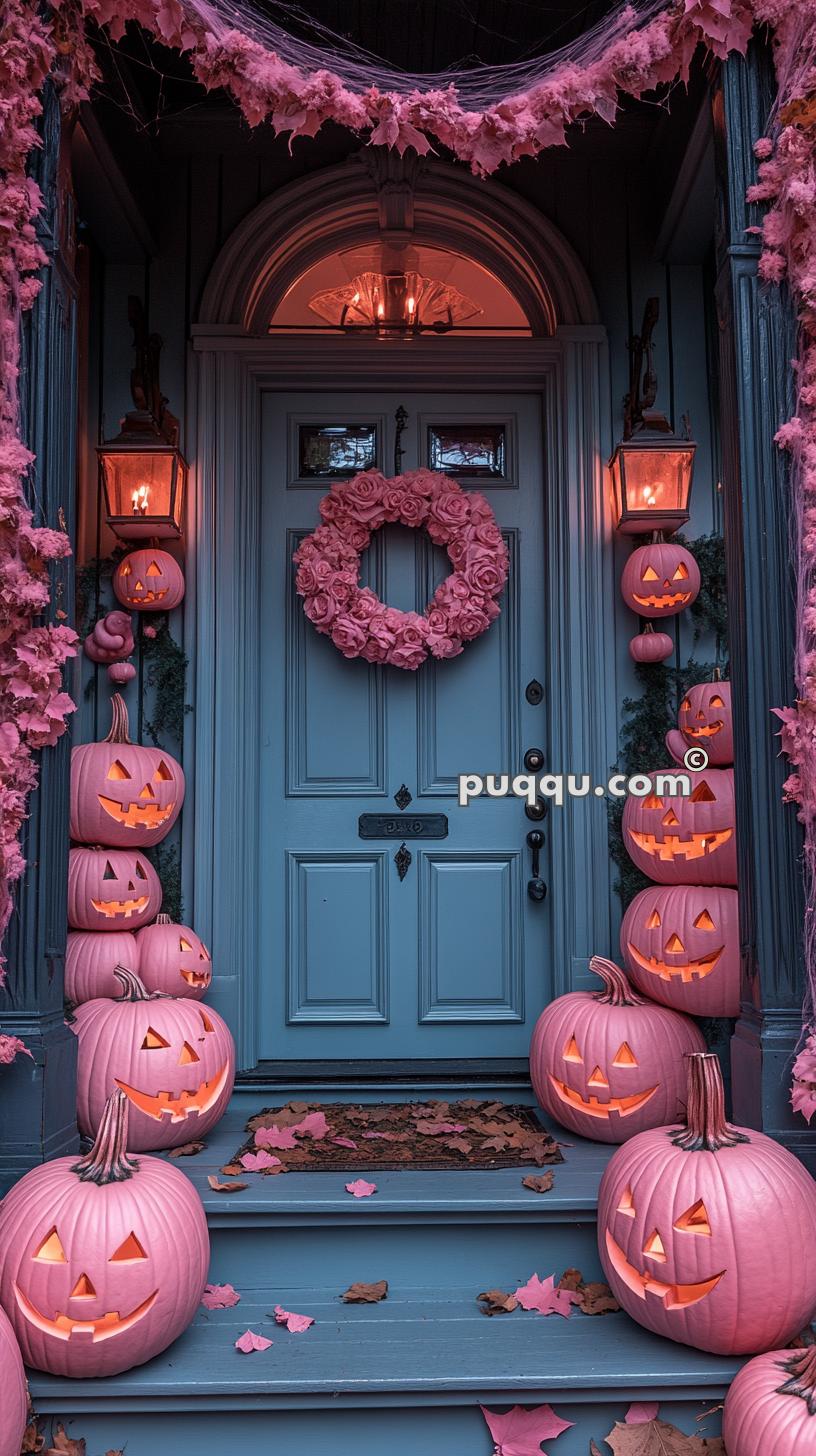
358;813;448;839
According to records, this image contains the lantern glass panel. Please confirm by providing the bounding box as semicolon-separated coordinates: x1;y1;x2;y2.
100;450;184;540
614;444;694;534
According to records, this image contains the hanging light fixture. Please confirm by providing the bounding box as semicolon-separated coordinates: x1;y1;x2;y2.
308;270;482;337
609;298;696;535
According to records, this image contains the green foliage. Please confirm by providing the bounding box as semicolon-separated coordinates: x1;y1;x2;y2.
140;615;191;749
148;840;183;922
75;549;124;638
676;530;729;656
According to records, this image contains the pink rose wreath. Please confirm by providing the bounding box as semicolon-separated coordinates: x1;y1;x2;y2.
293;469;509;669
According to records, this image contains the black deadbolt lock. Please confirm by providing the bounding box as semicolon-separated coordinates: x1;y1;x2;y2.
525;679;544;706
524;797;548;822
524;747;545;773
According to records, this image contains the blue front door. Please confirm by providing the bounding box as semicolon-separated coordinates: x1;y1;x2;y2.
258;392;548;1061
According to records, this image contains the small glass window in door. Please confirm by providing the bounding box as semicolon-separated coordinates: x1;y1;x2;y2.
428;423;507;478
298;423;378;478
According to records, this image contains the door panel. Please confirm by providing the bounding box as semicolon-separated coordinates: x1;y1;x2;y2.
260;392;547;1061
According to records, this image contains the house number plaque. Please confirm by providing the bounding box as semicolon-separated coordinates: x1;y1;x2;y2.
358;814;448;840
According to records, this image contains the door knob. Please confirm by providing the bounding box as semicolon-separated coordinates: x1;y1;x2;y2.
526;830;547;902
524;747;545;772
525;797;548;822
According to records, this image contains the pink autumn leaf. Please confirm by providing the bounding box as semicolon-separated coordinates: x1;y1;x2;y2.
345;1178;377;1198
240;1150;282;1172
255;1124;298;1150
333;1136;358;1149
514;1273;577;1318
202;1282;241;1310
293;1110;330;1139
234;1329;273;1353
480;1402;574;1455
625;1403;659;1424
274;1304;315;1332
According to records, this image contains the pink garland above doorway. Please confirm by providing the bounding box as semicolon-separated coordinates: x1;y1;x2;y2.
293;470;509;668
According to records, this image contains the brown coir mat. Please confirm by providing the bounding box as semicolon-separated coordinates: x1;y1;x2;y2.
227;1099;563;1174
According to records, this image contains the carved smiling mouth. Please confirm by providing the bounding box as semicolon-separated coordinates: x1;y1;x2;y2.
683;721;724;739
97;797;176;829
632;591;692;609
14;1283;158;1343
91;895;150;919
605;1230;724;1310
549;1076;658;1119
180;968;211;988
627;828;732;863
116;1063;229;1123
627;943;723;984
124;589;168;604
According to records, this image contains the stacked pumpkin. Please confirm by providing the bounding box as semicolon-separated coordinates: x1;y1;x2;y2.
67;693;235;1152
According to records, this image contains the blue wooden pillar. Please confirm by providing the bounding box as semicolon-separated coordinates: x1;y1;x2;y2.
0;88;80;1189
713;48;813;1161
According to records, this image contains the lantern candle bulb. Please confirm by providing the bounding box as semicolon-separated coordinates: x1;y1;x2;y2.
131;485;150;515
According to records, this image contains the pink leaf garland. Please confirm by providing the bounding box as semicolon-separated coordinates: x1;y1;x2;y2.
234;1329;273;1353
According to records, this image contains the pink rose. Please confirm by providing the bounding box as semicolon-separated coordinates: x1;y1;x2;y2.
349;588;380;622
431;490;471;529
403;469;437;497
398;493;430;527
295;562;320;595
344;521;372;552
467;493;494;523
382;606;404;632
305;592;338;628
446;536;469;567
433;573;470;608
427;632;463;659
464;555;506;597
388;615;428;669
389;639;427;670
319;490;349;525
473;520;504;549
367;615;397;654
331;614;368;657
328;569;358;607
426;608;449;635
452;603;490;639
340;473;387;526
381;487;407;520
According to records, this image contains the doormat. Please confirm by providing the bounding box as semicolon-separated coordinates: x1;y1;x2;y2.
227;1099;563;1174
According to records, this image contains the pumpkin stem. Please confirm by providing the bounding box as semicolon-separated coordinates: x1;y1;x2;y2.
113;965;163;1001
155;913;171;925
777;1347;816;1415
71;1089;139;1184
670;1052;750;1152
104;692;132;745
588;955;646;1006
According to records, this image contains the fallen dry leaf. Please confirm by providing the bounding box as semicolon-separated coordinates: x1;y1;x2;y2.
333;1136;358;1149
522;1172;554;1193
415;1120;466;1135
480;1403;573;1455
557;1267;583;1291
202;1282;240;1310
167;1140;206;1158
576;1281;620;1316
21;1422;44;1454
342;1280;388;1303
241;1150;282;1173
515;1273;577;1318
234;1329;273;1353
626;1404;659;1424
221;1163;244;1176
477;1288;519;1316
345;1178;377;1197
273;1304;314;1332
45;1429;85;1456
602;1418;725;1454
445;1137;472;1155
295;1110;330;1139
207;1174;248;1192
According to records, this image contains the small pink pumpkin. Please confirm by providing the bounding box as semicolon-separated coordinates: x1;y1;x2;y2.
113;549;185;612
723;1346;816;1455
598;1054;816;1355
70;694;184;848
0;1305;27;1456
529;956;705;1143
629;627;674;664
0;1090;208;1378
74;968;235;1151
621;542;701;619
66;929;140;1003
68;847;162;931
136;914;212;998
622;767;737;886
620;884;740;1018
678;680;733;766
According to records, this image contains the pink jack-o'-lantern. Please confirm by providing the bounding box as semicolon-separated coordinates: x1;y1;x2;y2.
678;681;733;766
70;694;184;848
529;956;705;1144
723;1346;816;1456
66;929;140;1003
622;767;737;886
629;627;674;664
74;968;235;1151
136;915;212;999
598;1054;816;1355
0;1306;27;1456
0;1090;208;1378
621;543;701;619
112;549;185;612
68;848;162;931
620;885;740;1018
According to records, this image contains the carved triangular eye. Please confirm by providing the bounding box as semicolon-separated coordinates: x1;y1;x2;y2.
680;699;690;713
103;860;117;880
612;1042;638;1067
147;561;162;577
643;1229;667;1262
691;780;716;802
617;1187;636;1218
710;695;725;709
34;1227;67;1262
180;937;193;952
142;1027;170;1050
672;562;689;580
642;565;659;581
154;761;173;781
662;809;680;826
563;1034;582;1063
134;861;148;880
693;909;716;930
674;1199;712;1236
666;933;685;952
200;1011;215;1033
178;1041;200;1065
106;760;132;780
121;561;132;576
643;795;663;810
70;1274;96;1298
110;1232;148;1262
646;909;661;929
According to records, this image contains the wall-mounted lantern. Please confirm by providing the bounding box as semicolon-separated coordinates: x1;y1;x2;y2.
609;298;696;536
98;297;186;541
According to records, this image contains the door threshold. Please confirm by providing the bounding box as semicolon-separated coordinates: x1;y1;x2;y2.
234;1058;532;1100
